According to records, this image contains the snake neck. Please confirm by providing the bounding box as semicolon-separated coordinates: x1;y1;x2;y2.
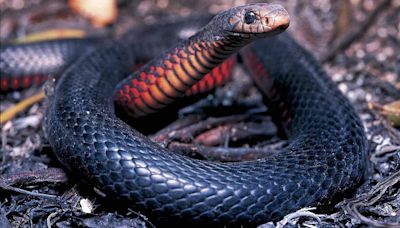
115;30;248;117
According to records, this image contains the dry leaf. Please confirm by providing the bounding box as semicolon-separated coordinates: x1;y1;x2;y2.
369;100;400;127
69;0;117;28
329;0;353;44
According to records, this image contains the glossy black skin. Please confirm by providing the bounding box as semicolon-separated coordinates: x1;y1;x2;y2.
1;13;367;226
45;36;366;225
0;15;212;91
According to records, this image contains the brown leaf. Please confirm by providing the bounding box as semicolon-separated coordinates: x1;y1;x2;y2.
69;0;117;28
369;100;400;127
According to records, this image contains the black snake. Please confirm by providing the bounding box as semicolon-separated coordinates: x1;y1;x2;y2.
0;3;367;225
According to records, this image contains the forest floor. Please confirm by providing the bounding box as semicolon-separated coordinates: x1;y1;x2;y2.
1;0;399;227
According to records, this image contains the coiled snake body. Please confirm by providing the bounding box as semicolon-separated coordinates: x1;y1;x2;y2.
0;3;367;225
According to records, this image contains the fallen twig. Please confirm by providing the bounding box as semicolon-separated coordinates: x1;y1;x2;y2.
322;0;393;62
274;207;326;228
167;141;283;162
2;185;57;199
0;168;67;186
151;115;251;145
194;119;276;146
370;145;400;163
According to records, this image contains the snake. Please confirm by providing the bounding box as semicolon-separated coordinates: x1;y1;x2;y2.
0;3;367;225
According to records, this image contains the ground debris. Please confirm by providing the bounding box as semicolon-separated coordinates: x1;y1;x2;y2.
79;213;147;228
340;171;400;227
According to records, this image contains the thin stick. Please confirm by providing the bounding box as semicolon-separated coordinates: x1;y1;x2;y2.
322;0;392;62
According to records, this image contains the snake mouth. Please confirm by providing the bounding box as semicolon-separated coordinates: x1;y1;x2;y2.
277;23;290;30
265;7;290;31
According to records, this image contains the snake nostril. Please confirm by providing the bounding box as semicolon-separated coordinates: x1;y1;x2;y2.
265;17;269;25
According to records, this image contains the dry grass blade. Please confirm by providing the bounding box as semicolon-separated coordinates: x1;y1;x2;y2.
0;91;45;125
344;171;400;227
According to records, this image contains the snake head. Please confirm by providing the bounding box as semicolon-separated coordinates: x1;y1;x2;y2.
216;3;290;38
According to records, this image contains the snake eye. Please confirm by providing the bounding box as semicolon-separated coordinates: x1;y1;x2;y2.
244;11;256;24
